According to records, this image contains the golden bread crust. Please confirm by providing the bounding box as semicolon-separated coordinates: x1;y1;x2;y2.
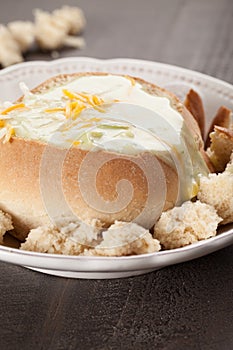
207;126;233;172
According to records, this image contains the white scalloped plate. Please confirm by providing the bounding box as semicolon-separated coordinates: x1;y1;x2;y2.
0;57;233;279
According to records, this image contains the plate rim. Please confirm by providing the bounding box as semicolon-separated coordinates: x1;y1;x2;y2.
0;56;232;84
0;57;233;273
0;57;233;95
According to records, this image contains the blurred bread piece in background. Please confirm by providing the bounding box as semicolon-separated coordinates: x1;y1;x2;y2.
34;7;86;50
52;5;86;35
8;21;35;52
0;5;86;67
0;25;23;67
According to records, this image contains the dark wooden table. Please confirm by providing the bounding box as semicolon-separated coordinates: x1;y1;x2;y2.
0;1;233;349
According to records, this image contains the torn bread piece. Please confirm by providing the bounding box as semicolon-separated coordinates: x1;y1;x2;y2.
84;221;161;256
205;106;231;149
0;5;86;67
20;221;161;256
198;158;233;224
184;89;205;140
153;201;222;249
20;221;99;255
34;9;85;50
52;5;86;35
0;25;23;67
34;9;68;50
8;21;35;52
0;210;13;243
207;126;233;172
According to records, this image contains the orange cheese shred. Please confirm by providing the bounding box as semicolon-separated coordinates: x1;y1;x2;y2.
0;120;5;127
65;101;72;119
44;107;65;113
63;89;80;100
72;105;86;120
88;117;102;123
72;140;81;146
3;125;15;143
64;89;106;113
1;103;26;115
80;123;93;129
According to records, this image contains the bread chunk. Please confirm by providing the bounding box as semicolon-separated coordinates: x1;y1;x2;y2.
207;126;233;172
21;220;161;256
184;89;205;140
84;221;161;256
198;159;233;224
20;221;98;255
205;106;231;149
0;210;13;243
153;201;222;249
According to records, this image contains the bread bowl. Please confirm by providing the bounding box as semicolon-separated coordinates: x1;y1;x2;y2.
0;73;209;240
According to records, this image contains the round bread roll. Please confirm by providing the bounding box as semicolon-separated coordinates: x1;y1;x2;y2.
0;73;209;240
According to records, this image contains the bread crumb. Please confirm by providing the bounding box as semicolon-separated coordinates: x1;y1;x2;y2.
20;221;99;255
0;210;13;243
84;221;161;256
153;201;222;249
50;50;60;59
198;160;233;224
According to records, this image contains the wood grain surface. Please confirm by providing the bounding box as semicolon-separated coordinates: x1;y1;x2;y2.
0;1;233;349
